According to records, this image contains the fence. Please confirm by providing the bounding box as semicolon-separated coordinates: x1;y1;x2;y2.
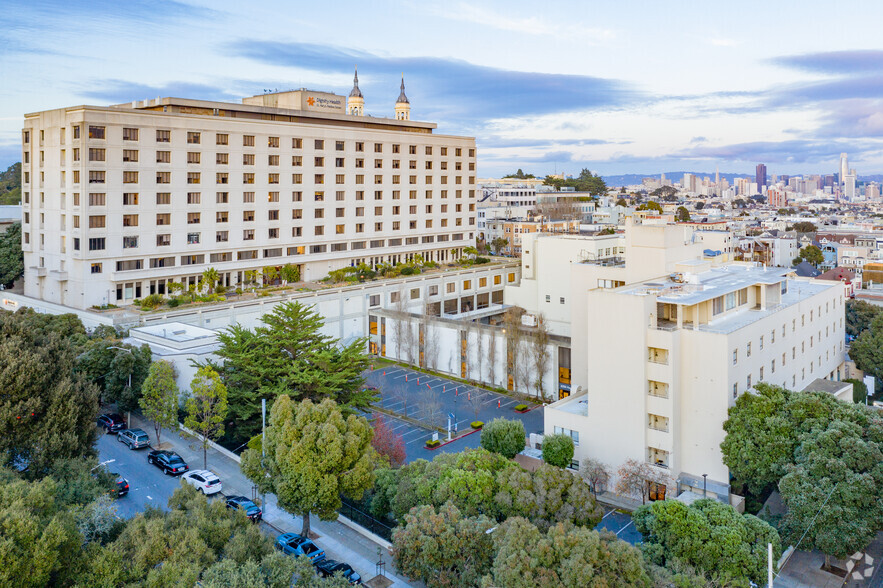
339;498;395;542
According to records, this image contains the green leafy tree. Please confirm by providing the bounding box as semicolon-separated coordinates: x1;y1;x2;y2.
0;309;100;477
637;200;663;213
503;169;535;179
778;421;883;569
850;314;883;385
541;433;574;468
790;221;817;233
0;163;21;205
184;366;228;470
675;206;691;222
615;197;628;207
845;299;883;338
0;221;24;287
720;383;797;494
77;340;152;413
241;396;376;537
202;267;219;293
845;378;869;404
392;502;495;588
139;359;179;448
794;244;824;267
480;418;526;459
633;498;780;586
280;263;300;283
485;517;651;588
207;301;374;445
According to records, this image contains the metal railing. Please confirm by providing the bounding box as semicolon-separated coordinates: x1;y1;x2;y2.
338;498;395;542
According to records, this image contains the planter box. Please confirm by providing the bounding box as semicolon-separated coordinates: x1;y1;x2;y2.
514;404;529;413
425;439;441;448
471;421;483;429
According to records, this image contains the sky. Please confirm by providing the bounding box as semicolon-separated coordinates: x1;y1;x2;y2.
3;0;883;178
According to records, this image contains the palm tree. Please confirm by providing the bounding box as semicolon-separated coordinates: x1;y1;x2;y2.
202;268;219;293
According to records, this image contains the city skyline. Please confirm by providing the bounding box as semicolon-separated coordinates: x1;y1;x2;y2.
4;1;883;177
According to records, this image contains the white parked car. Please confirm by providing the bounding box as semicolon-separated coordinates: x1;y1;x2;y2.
182;470;222;495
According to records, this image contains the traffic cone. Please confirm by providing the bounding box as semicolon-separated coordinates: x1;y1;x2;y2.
427;383;431;389
405;374;408;382
497;399;501;408
468;392;471;400
383;370;386;376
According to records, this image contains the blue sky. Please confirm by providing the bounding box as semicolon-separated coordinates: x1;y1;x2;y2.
3;0;883;178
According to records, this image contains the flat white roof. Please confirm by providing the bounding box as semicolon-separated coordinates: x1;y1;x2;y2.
131;321;218;343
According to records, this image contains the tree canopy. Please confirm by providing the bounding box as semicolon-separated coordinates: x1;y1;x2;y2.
207;301;375;445
480;418;526;459
634;498;780;586
543;169;607;195
184;366;228;469
675;206;691;222
371;448;602;530
0;221;23;286
139;359;179;448
637;200;663;213
541;433;574;468
846;299;883;338
850;313;883;386
503;169;535;179
793;244;824;267
241;396;377;536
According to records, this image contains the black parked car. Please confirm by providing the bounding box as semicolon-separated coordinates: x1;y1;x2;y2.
118;428;150;449
225;495;262;522
147;450;189;475
113;475;129;498
97;413;127;434
315;560;362;584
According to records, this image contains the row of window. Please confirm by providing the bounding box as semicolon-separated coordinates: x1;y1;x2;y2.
64;149;476;171
735;345;843;398
732;316;843;365
26;125;475;158
70;170;475;186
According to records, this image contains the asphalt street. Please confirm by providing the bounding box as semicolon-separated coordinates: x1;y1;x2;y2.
95;427;185;518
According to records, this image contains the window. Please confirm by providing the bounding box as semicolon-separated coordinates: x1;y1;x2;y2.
122;149;138;162
216;231;228;243
243;135;255;147
89;192;106;206
122;235;138;248
123;171;138;184
243;210;255;221
560;297;565;304
243;192;255;203
187;132;200;144
122;214;138;227
156;213;170;225
156;150;171;163
747;342;751;357
336;141;345;151
88;171;106;184
314;139;324;149
733;349;738;365
268;136;279;148
88;215;105;228
91;263;102;274
187;192;201;204
156;172;170;184
216;172;228;184
216;211;228;223
760;336;764;350
156;129;170;142
243;154;255;165
216;133;228;145
88;126;105;139
187;212;200;224
156;192;171;205
186;233;200;245
116;260;142;271
243;173;254;184
292;138;302;149
88;237;105;251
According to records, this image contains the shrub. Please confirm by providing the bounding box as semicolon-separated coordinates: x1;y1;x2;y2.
132;298;141;306
514;404;528;412
480;418;525;458
140;294;164;310
542;433;574;468
400;266;420;276
235;288;243;295
167;298;181;308
471;421;483;429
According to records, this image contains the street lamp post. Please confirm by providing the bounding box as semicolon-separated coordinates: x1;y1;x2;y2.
108;346;134;428
702;473;708;497
91;459;115;472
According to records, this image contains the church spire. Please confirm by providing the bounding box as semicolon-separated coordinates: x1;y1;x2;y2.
347;66;364;116
395;73;410;121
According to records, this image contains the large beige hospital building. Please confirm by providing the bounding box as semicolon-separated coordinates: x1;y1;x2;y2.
20;71;476;309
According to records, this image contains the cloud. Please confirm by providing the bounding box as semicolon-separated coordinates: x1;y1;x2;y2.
227;41;639;123
77;80;239;105
426;2;615;42
770;50;883;75
708;37;738;47
672;139;862;165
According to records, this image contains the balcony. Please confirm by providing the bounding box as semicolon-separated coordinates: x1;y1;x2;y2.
648;414;669;433
647;380;669;399
647;447;670;469
30;266;47;277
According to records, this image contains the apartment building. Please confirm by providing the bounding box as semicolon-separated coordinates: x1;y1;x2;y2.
544;221;846;504
21;76;477;309
485;217;580;256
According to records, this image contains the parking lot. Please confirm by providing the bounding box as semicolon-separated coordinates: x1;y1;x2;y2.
596;508;642;545
365;365;545;462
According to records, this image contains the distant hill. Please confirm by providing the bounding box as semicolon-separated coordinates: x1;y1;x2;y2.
0;163;21;205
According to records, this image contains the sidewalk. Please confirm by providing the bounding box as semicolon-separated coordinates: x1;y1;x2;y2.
128;413;417;587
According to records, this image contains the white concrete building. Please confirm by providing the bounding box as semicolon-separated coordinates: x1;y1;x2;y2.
544;221;846;504
21;76;477;309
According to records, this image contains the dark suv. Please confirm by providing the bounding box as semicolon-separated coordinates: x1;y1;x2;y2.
315;560;362;584
113;475;129;498
97;413;127;434
225;495;263;522
147;450;189;475
118;428;150;450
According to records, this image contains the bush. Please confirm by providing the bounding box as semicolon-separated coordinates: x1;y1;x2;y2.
167;298;181;308
480;418;525;458
400;266;420;276
845;378;869;404
514;404;528;412
139;294;164;310
425;439;441;448
542;433;574;468
235;288;243;295
471;421;483;429
132;298;141;306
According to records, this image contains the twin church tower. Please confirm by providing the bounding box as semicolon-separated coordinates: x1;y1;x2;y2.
346;67;410;121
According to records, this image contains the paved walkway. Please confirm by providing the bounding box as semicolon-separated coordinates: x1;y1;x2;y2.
127;413;417;587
